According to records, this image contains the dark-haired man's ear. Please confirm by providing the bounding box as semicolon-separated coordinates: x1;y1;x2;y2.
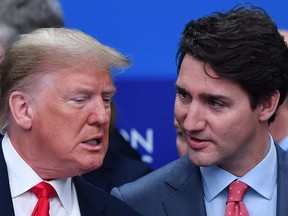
259;90;280;122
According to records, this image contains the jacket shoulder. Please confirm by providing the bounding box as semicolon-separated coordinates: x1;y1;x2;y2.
111;156;197;215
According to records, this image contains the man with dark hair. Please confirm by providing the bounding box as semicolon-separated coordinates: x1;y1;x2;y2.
111;5;288;216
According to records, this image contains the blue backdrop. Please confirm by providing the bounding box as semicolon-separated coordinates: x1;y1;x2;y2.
59;0;288;169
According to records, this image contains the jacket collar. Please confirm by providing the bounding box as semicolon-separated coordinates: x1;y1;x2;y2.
162;156;207;216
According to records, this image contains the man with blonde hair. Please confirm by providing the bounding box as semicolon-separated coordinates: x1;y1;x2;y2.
0;28;141;215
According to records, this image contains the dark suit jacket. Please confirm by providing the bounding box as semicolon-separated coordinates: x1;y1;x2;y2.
0;139;141;216
111;144;288;216
82;129;152;192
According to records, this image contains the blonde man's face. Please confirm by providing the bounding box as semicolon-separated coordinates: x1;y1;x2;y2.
18;64;116;178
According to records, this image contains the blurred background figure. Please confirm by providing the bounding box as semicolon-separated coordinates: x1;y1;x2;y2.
269;30;288;151
0;0;64;56
82;102;153;192
174;117;187;157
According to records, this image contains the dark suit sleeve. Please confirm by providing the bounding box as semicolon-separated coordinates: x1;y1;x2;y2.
73;176;142;216
82;149;152;192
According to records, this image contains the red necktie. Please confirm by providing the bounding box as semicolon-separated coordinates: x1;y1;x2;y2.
31;182;57;216
225;181;249;216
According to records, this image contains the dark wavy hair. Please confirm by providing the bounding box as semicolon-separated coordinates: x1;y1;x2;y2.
176;4;288;123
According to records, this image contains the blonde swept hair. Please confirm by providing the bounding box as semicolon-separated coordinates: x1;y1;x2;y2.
0;27;130;134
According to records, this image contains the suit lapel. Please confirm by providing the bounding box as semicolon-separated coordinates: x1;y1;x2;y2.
0;138;16;216
75;176;142;216
276;144;288;216
74;176;104;216
162;156;206;216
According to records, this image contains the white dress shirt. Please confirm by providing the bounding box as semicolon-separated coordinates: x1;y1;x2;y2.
201;135;277;216
2;133;81;216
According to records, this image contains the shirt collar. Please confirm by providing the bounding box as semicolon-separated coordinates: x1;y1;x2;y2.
200;135;277;201
2;133;74;213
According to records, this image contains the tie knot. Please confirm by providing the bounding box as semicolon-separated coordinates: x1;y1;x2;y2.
227;181;249;203
31;182;57;199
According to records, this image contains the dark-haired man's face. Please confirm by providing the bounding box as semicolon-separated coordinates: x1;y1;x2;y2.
174;55;270;176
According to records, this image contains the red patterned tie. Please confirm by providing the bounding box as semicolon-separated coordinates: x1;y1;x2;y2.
31;182;57;216
225;181;249;216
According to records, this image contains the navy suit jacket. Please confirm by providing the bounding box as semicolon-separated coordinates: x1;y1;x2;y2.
112;144;288;216
0;139;141;216
82;129;152;192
